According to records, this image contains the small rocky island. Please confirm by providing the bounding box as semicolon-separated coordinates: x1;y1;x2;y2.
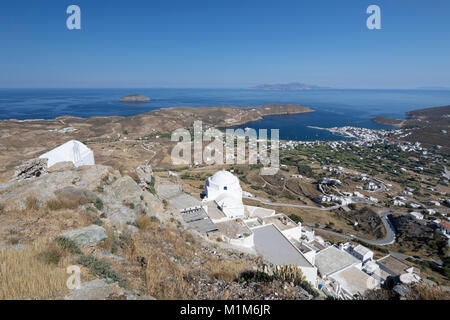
119;94;150;102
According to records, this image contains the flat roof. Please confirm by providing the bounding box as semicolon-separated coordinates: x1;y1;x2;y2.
315;246;360;277
262;214;298;231
181;208;218;234
353;245;372;256
376;255;412;276
245;205;275;218
308;240;326;252
252;224;314;268
330;266;379;296
157;184;202;210
215;220;252;239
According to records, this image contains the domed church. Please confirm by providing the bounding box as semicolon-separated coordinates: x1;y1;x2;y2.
204;170;245;219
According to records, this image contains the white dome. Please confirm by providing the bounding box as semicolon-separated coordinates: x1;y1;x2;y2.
210;170;239;185
204;171;244;219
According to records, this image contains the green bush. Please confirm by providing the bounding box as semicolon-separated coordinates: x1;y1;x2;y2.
238;270;273;283
289;214;303;224
78;254;125;286
94;198;104;211
54;236;82;254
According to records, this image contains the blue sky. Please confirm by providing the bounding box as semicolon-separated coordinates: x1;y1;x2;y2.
0;0;449;88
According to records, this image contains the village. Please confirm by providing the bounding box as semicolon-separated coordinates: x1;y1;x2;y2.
157;165;450;299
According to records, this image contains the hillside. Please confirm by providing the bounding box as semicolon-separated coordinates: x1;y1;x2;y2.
372;105;450;149
0;163;313;300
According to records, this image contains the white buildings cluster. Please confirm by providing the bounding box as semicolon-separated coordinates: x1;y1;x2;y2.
162;170;428;299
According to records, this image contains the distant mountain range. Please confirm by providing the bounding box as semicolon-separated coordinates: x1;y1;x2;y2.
250;82;329;91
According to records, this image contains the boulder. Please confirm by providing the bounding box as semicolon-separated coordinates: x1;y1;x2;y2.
135;164;152;185
12;158;48;181
393;284;410;297
61;225;107;245
110;175;143;204
48;161;75;173
65;279;121;300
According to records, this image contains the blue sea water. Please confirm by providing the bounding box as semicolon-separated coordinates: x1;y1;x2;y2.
1;88;449;141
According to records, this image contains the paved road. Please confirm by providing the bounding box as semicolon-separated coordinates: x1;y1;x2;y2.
308;211;396;246
243;196;341;211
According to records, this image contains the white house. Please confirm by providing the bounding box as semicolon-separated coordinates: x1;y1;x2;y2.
350;245;374;263
363;182;378;191
407;212;424;220
39;140;95;168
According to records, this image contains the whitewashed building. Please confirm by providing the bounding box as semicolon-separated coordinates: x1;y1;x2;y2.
39;140;95;168
203;170;245;219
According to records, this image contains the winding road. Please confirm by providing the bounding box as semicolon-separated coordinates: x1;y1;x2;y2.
308;212;395;246
243;196;341;211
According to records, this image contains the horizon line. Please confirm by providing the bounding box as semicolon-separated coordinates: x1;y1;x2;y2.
1;87;450;91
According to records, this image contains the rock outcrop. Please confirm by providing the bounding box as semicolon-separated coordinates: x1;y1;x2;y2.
135;164;152;186
61;225;107;245
12;158;48;181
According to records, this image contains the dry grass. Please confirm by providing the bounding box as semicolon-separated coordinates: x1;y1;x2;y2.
46;198;79;211
144;248;188;299
125;223;252;299
98;225;119;253
25;196;40;211
202;258;250;282
0;242;69;299
136;216;156;232
408;283;450;300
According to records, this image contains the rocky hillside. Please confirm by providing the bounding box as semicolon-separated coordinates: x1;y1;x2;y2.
390;214;448;258
0;162;313;300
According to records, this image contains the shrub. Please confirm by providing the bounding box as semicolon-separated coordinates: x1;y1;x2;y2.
36;245;63;265
99;227;120;254
238;270;273;283
94;198;104;211
93;216;104;226
273;264;305;285
25;196;40;211
54;236;82;254
78;254;124;286
288;214;303;224
149;178;156;195
46;198;79;211
136;216;159;231
0;203;5;215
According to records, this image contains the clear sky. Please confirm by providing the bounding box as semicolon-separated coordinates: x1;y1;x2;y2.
0;0;449;88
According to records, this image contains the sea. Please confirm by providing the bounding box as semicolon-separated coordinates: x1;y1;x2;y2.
1;88;450;141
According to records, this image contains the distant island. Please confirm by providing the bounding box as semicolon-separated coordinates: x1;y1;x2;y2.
119;94;150;102
250;82;329;91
